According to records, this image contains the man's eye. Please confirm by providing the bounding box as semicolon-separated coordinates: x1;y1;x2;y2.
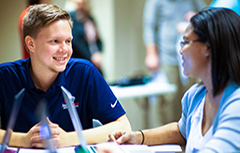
52;40;58;43
66;40;71;43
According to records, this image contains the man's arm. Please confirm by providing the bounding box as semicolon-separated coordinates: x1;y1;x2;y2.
0;122;42;148
145;43;160;72
30;114;131;148
143;0;160;72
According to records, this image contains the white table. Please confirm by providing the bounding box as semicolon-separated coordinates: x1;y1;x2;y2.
18;144;183;153
110;80;176;100
110;70;176;99
110;71;176;128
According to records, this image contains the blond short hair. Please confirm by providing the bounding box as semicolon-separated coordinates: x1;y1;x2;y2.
22;4;72;48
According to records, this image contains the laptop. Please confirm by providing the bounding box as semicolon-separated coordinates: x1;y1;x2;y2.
0;88;25;153
61;86;89;153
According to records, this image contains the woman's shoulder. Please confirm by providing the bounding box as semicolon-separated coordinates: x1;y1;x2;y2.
181;83;206;113
183;83;206;101
221;82;240;106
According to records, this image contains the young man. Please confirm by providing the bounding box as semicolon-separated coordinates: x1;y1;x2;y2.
0;4;131;148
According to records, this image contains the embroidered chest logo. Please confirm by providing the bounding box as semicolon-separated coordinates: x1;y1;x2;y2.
62;100;79;109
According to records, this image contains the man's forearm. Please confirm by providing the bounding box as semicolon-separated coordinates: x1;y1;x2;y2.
10;132;30;148
2;115;131;148
0;129;32;148
146;43;158;55
83;115;131;144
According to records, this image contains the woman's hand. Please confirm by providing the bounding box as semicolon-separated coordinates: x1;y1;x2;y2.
108;130;141;145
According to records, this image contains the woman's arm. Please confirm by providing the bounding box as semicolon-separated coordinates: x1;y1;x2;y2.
110;122;186;146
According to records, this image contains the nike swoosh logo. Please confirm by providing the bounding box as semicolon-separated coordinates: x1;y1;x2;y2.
111;100;118;108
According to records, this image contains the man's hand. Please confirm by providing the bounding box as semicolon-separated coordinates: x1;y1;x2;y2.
30;118;58;148
30;118;72;148
15;122;42;148
145;44;160;72
91;51;102;70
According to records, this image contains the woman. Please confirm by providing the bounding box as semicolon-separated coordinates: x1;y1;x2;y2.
109;8;240;152
70;0;103;73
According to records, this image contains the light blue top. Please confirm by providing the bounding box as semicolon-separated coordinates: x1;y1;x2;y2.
143;0;205;65
178;82;240;152
210;0;240;16
185;96;214;152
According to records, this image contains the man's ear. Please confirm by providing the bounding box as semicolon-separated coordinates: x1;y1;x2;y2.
25;36;35;52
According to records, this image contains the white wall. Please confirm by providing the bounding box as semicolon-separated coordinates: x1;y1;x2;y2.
90;0;147;82
90;0;116;81
0;1;24;62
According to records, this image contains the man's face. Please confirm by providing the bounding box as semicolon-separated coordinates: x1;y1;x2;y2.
31;19;73;73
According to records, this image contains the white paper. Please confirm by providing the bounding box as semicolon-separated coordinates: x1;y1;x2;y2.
95;143;153;153
18;147;75;153
120;145;153;153
149;144;182;153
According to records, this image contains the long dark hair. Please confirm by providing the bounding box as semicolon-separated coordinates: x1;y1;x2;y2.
191;8;240;96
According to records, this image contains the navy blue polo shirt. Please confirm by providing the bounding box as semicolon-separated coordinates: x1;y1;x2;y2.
0;58;125;133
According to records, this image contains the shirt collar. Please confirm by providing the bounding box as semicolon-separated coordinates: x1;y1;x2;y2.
25;58;66;91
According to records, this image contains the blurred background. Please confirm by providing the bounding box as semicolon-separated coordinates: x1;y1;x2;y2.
0;0;215;131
